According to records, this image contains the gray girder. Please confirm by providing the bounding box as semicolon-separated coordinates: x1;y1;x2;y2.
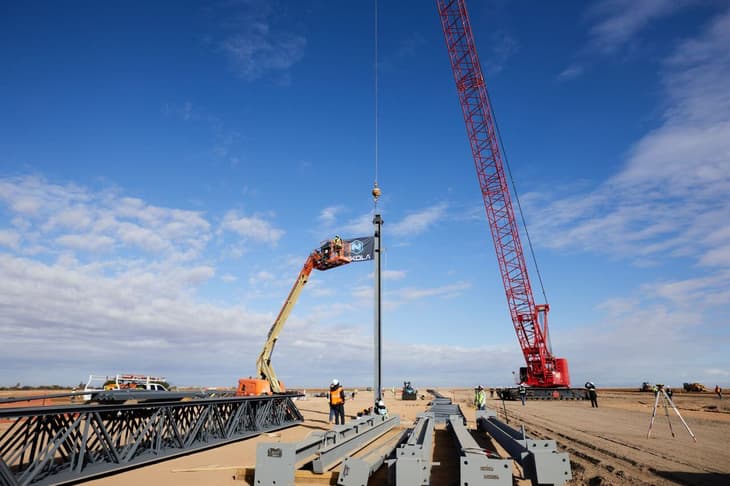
394;413;435;486
476;410;572;486
0;394;303;486
255;414;399;486
448;415;512;485
337;427;406;486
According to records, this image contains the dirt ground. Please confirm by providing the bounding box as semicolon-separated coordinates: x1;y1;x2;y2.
3;388;730;485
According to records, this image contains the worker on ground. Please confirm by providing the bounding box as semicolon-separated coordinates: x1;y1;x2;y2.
585;381;598;408
716;385;723;400
518;382;527;406
476;385;487;410
473;386;479;407
490;387;495;399
329;379;346;425
666;387;673;400
375;399;388;417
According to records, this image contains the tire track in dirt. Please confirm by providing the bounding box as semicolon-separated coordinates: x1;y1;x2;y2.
506;411;675;485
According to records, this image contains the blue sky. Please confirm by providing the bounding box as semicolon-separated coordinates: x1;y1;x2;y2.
1;0;729;389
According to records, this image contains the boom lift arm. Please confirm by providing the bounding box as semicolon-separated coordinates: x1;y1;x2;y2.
246;238;352;395
436;0;569;388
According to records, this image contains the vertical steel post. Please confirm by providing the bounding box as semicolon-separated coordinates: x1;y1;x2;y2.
373;213;383;404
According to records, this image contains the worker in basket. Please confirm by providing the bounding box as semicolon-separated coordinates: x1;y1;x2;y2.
333;235;343;256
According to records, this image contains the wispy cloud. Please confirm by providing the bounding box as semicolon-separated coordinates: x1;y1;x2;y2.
318;205;344;225
533;8;730;269
587;0;696;53
530;9;730;386
217;1;306;82
557;63;584;81
483;31;519;75
558;0;697;80
221;210;284;244
381;281;472;312
383;269;406;280
391;203;448;237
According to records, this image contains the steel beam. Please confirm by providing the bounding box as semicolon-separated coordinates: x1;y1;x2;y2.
314;415;398;473
426;390;462;424
0;394;302;486
337;428;406;486
255;414;398;486
476;410;571;485
394;413;435;486
448;415;512;485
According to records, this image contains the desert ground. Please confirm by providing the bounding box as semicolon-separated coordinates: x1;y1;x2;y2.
3;388;729;485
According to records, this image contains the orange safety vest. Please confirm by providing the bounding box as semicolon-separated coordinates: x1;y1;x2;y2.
329;386;344;405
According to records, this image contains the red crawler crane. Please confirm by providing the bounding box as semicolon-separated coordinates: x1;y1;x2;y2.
436;0;571;392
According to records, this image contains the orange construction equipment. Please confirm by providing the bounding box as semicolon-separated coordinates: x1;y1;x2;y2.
237;238;353;396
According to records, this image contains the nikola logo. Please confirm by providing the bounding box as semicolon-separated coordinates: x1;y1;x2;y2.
350;240;364;254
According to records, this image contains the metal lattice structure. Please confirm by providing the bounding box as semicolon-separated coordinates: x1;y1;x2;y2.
436;0;568;387
0;395;303;486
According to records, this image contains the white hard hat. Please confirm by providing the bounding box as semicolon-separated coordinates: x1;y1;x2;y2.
331;379;339;386
378;400;384;406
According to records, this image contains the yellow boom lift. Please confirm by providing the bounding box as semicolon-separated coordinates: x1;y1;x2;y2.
237;237;352;396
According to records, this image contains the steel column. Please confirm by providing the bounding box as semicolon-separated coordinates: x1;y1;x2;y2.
373;213;383;403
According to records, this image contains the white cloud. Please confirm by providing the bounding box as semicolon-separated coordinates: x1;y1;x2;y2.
557;63;584;81
527;11;730;387
558;0;698;80
483;31;519;75
217;2;306;82
530;9;730;269
390;204;448;237
318;205;344;225
397;281;471;301
341;213;375;236
56;234;115;252
587;0;696;53
0;229;21;250
248;270;275;286
383;269;406;280
0;176;212;260
221;210;284;243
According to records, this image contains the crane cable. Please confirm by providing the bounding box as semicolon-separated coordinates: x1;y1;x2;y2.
373;0;380;210
486;90;549;307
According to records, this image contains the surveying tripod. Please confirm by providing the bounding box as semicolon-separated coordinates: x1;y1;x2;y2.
647;384;696;442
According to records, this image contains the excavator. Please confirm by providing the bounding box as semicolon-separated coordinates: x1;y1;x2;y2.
237;237;352;396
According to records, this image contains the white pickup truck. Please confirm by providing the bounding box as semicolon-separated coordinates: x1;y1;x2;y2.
82;374;168;401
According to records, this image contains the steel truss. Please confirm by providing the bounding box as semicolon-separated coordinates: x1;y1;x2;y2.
0;394;303;486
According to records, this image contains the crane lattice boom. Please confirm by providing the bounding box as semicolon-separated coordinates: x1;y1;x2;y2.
436;0;569;387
